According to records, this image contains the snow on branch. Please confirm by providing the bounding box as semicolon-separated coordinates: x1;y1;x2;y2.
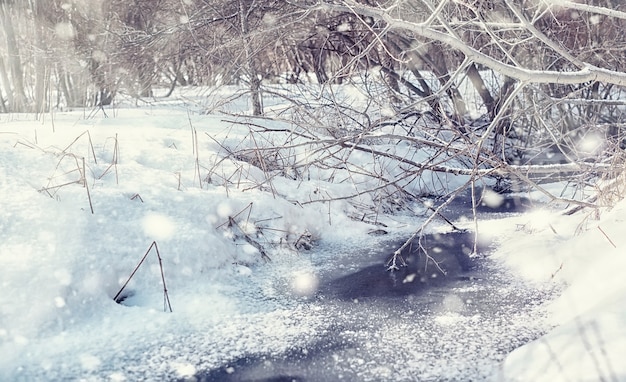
318;1;626;87
548;0;626;21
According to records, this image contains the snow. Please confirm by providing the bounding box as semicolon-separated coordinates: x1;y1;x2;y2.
0;101;378;380
485;199;626;381
1;93;625;381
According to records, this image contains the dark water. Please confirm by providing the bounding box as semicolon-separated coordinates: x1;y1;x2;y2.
322;231;478;300
191;192;552;382
438;189;532;221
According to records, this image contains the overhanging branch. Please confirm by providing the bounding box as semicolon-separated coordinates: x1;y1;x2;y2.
317;1;626;87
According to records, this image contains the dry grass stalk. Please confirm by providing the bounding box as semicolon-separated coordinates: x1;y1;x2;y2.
597;226;617;249
97;134;119;184
216;203;272;262
81;157;94;214
39;152;94;213
186;112;203;189
113;241;173;313
228;216;272;262
60;130;97;164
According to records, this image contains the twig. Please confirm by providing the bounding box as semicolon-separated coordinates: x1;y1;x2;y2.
597;226;617;248
113;241;173;312
82;157;94;214
216;202;254;229
187;111;202;189
97;134;119;183
60;130;97;164
228;216;272;262
114;246;152;303
153;242;173;313
550;263;564;279
387;180;473;271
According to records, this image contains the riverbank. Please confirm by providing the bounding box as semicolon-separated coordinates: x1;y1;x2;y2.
1;105;624;381
195;227;556;381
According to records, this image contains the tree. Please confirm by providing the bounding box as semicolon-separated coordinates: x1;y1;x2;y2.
0;1;28;112
307;1;626;159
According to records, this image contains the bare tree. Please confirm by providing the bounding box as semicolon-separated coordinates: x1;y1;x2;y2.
0;1;28;112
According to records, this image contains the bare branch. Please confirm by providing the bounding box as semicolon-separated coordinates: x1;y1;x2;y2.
318;1;626;86
548;0;626;21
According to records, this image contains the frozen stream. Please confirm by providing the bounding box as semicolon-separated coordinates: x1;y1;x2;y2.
192;196;556;381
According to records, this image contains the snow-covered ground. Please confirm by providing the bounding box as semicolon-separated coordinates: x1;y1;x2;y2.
1;93;624;381
490;197;626;381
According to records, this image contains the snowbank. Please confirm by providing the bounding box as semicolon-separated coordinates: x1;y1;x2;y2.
2;103;624;381
493;197;626;381
0;109;375;379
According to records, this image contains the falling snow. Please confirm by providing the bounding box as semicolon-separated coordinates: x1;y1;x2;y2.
0;90;625;381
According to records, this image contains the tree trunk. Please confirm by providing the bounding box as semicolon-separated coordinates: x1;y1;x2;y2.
466;63;496;117
31;0;48;115
420;49;467;121
0;3;28;112
0;56;14;112
238;0;263;116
